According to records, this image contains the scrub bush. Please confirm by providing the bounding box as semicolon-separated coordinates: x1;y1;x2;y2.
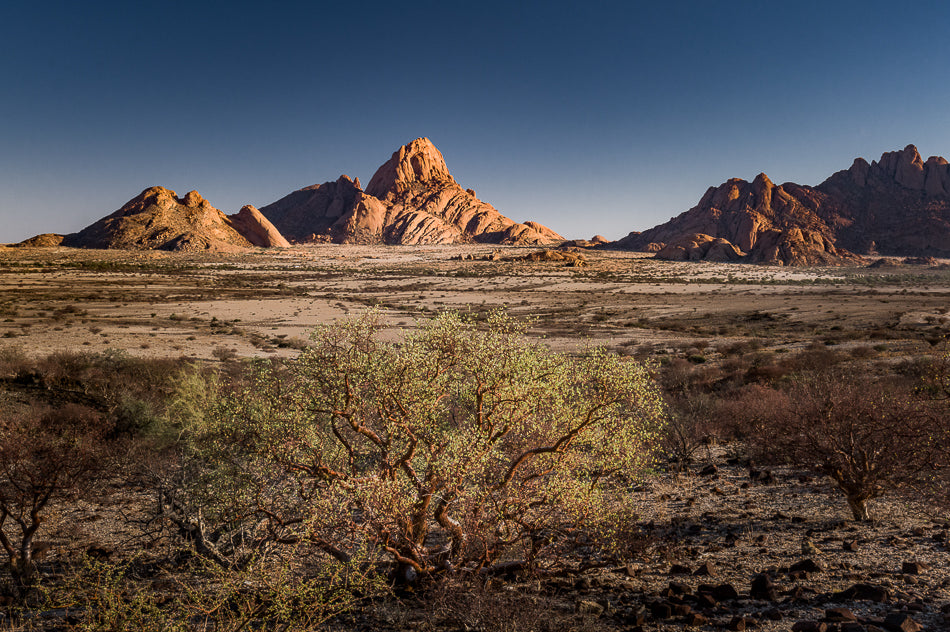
751;371;947;521
0;404;116;597
170;311;667;581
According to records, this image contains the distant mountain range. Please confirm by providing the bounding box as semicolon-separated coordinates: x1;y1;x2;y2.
17;143;950;266
21;138;562;252
614;144;950;265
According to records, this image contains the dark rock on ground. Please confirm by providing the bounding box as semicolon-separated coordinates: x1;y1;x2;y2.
790;558;824;574
825;607;858;622
882;612;922;632
901;561;929;575
698;582;740;601
835;583;891;603
750;573;779;601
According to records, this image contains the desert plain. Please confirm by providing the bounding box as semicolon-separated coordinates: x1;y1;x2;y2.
1;243;949;632
2;244;948;360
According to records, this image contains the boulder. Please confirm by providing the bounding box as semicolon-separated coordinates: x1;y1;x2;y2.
655;233;744;262
227;205;290;248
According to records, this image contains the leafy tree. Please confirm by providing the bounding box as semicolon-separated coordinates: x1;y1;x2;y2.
0;404;115;596
176;311;666;581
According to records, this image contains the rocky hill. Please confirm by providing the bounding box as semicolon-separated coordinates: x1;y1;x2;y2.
616;145;950;265
814;145;950;256
20;138;561;251
60;187;289;252
260;137;563;245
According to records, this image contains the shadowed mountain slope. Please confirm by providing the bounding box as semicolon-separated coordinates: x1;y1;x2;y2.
615;145;950;265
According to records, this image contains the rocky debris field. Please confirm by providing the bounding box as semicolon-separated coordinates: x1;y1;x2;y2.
356;448;948;632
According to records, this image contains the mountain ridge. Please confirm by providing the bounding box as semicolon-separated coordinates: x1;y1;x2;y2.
260;137;563;246
613;144;950;265
31;138;562;251
60;187;288;252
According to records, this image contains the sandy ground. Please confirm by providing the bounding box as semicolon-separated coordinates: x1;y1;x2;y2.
0;244;947;363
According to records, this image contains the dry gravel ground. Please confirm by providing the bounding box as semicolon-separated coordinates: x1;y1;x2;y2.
338;451;950;632
1;244;948;631
25;446;950;631
1;244;949;361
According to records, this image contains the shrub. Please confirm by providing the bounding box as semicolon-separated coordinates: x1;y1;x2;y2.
663;390;717;472
711;384;791;440
782;343;845;374
751;372;947;521
28;350;185;437
0;404;117;596
173;311;667;581
46;550;378;632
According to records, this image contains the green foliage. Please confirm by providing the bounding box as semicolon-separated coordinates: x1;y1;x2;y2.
111;394;160;437
43;550;378;632
51;556;181;632
182;311;667;579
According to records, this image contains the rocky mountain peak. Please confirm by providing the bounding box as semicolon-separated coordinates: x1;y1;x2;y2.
59;186;293;252
131;187;210;211
615;144;950;264
259;138;562;246
847;158;871;187
902;143;923;163
365;137;455;199
874;144;926;189
180;190;209;207
45;138;561;251
830;146;950;196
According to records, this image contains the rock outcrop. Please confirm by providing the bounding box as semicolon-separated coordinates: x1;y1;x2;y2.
23;137;560;251
814;145;950;256
615;145;950;265
616;173;862;266
655;234;744;262
261;137;563;246
16;233;65;248
62;187;289;252
228;205;291;248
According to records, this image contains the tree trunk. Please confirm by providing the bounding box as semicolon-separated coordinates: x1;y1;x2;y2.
11;553;38;598
847;495;871;521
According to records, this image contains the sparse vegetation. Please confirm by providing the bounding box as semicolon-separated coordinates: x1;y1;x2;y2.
747;372;948;520
169;311;666;582
1;246;950;630
0;404;117;597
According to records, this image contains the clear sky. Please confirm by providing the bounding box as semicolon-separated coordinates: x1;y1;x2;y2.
3;1;950;243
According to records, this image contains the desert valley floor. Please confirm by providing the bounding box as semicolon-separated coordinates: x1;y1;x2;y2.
0;244;948;632
2;244;949;361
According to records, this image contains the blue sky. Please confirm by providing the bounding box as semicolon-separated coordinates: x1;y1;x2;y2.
2;1;949;242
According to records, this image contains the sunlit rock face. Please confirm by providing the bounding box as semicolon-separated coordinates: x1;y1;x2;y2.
63;187;288;252
260;137;563;246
